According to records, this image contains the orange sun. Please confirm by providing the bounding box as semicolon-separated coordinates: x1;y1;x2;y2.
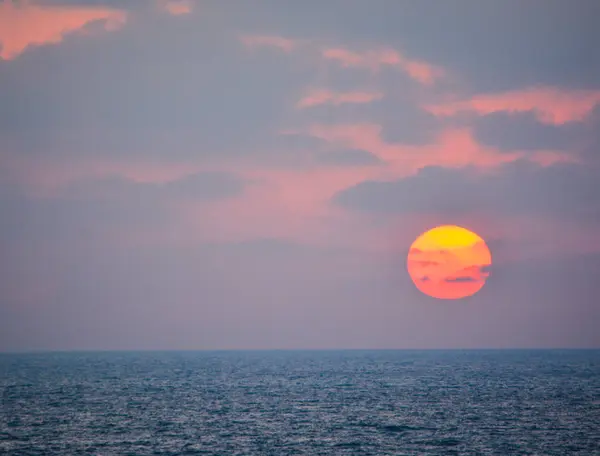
407;225;492;300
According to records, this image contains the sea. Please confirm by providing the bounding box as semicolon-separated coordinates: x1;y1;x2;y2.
1;350;599;455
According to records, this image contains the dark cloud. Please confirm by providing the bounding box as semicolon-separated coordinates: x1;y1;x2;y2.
412;260;440;267
445;276;479;283
378;114;439;145
0;188;165;247
0;171;247;246
374;98;442;145
161;172;247;200
333;161;600;221
471;109;600;154
315;149;381;166
334;166;475;214
258;133;327;167
473;112;579;151
578;108;600;165
275;133;327;152
65;171;247;201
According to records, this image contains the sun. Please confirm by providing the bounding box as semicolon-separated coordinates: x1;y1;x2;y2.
407;225;492;300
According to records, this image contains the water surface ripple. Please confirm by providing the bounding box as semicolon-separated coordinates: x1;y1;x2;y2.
1;350;599;455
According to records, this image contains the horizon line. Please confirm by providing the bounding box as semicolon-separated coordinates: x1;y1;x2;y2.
2;347;599;355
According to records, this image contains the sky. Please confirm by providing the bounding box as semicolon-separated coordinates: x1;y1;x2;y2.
1;0;599;351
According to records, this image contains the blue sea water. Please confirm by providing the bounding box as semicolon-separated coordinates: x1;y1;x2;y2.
1;350;599;455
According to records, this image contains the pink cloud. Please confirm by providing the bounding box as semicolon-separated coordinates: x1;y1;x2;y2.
239;35;443;85
425;87;600;125
239;35;301;53
180;165;381;246
306;123;577;177
161;0;193;16
321;46;444;85
173;122;577;249
0;0;127;60
402;60;444;86
321;48;378;67
297;89;383;108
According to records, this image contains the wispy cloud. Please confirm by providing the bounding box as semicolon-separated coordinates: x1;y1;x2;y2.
0;0;126;60
178;162;383;246
239;34;301;53
239;35;443;85
297;89;383;108
306;124;576;176
425;87;600;125
0;151;205;196
160;0;194;16
321;46;444;85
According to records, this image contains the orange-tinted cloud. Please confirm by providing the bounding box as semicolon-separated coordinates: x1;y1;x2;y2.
160;0;193;16
321;46;444;85
240;35;301;53
297;89;383;108
0;0;127;60
425;87;600;125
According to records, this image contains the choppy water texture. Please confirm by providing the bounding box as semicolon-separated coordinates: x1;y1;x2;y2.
1;350;599;455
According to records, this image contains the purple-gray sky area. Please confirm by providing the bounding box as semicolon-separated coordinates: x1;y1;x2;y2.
1;0;599;351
